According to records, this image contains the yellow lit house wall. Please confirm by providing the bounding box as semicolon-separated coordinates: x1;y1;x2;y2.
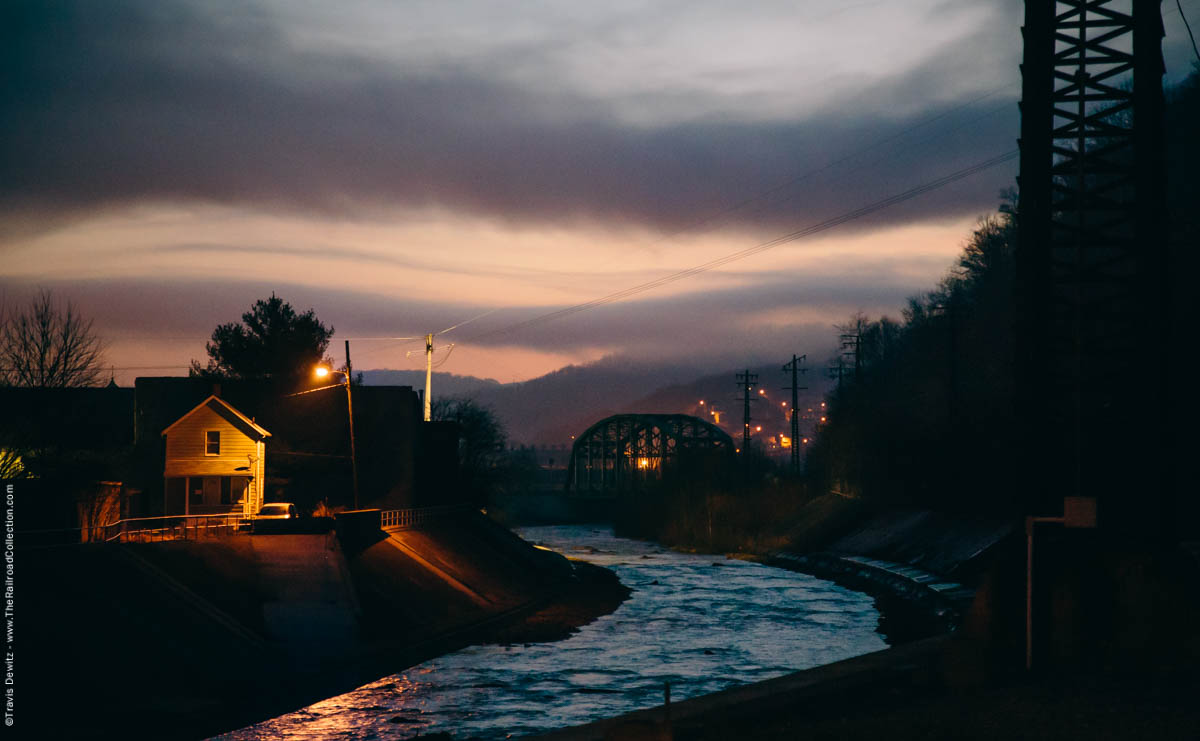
162;395;269;517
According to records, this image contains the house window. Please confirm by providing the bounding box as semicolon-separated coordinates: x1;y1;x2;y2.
205;430;220;456
189;477;204;506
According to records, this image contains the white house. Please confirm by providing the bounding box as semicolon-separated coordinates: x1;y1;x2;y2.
162;395;270;517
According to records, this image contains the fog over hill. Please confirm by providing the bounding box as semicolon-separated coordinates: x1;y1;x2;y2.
364;356;835;445
359;369;503;397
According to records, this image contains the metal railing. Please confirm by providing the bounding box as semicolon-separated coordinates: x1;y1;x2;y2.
379;504;469;530
102;513;250;543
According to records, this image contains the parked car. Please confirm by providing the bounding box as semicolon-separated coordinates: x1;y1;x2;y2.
256;502;299;520
251;502;300;533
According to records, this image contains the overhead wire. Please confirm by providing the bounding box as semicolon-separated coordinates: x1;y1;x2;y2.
448;88;1023;350
1177;0;1200;62
437;309;501;335
648;81;1019;245
109;80;1028;374
464;149;1019;344
339;309;497;367
432;343;457;368
683;94;1020;241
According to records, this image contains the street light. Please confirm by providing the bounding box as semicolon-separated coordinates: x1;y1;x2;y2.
315;364;360;510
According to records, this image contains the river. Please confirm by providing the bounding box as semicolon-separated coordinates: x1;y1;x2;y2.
219;525;887;740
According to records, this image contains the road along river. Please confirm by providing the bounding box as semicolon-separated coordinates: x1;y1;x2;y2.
218;525;888;740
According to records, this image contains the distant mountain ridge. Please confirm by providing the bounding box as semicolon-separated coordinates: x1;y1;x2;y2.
362;357;833;445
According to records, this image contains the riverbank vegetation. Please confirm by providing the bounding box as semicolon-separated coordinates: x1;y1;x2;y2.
805;205;1020;516
613;447;868;554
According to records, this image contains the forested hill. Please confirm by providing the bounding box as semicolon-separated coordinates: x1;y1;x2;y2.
804;68;1199;516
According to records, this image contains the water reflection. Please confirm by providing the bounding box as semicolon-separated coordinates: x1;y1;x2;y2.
220;525;886;740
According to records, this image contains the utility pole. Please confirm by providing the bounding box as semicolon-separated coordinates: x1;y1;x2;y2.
423;333;433;422
345;339;360;510
735;369;759;451
840;332;861;381
782;354;807;475
827;359;845;389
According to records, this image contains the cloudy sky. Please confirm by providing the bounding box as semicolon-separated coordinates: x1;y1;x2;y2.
3;0;1198;384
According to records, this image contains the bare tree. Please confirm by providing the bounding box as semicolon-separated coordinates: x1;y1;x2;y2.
0;290;105;388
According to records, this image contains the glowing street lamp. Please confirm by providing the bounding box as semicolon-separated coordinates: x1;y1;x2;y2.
314;363;360;510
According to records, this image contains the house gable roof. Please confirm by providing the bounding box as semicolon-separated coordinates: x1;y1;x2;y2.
161;395;271;441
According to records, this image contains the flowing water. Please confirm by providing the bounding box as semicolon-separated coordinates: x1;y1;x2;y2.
220;525;887;740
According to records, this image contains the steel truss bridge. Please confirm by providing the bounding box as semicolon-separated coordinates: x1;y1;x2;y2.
566;414;735;495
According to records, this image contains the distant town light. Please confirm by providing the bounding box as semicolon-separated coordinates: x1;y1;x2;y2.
755;425;762;432
637;457;651;470
699;400;705;405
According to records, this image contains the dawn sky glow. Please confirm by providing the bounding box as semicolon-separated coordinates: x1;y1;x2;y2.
4;0;1198;384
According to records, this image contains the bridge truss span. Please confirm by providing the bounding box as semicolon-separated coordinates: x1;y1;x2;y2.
566;414;735;495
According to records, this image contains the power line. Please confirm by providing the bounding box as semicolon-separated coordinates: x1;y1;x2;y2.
465;149;1018;344
679;96;1018;247
648;82;1018;245
1178;0;1200;62
736;369;760;451
110;83;1024;374
97;149;1017;374
438;309;501;335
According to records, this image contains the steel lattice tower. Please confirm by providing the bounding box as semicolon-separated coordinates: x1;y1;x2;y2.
1016;0;1167;529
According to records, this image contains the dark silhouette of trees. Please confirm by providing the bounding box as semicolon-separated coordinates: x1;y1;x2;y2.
806;204;1019;514
805;68;1199;518
431;397;509;500
0;289;105;388
430;396;547;504
191;294;333;385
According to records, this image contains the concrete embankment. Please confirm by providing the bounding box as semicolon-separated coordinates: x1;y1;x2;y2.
23;512;627;740
770;551;975;639
763;499;1017;638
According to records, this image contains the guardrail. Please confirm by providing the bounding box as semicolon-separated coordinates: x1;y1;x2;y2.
102;513;249;543
20;505;470;548
379;504;470;530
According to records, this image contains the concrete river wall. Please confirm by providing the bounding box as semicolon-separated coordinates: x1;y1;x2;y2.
23;511;592;740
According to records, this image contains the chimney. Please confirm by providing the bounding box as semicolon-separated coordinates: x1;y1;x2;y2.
212;383;221;398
